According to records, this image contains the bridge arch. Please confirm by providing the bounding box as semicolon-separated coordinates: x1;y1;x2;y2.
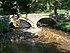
34;16;49;28
36;16;58;27
18;16;50;28
10;15;51;28
18;17;34;28
10;17;34;28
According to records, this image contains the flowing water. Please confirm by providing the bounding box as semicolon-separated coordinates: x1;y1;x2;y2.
0;27;70;53
0;20;70;53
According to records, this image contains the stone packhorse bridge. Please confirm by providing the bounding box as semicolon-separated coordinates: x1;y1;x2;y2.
10;14;50;28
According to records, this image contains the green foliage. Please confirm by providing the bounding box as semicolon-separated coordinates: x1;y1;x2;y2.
0;0;32;15
0;0;17;14
59;0;70;10
0;8;3;14
49;9;70;15
0;16;9;32
0;21;4;32
0;0;70;14
56;20;70;31
17;0;32;14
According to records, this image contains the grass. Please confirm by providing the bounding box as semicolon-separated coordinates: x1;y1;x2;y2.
49;9;70;15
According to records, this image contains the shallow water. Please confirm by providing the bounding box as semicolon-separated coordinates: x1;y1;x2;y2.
0;27;70;53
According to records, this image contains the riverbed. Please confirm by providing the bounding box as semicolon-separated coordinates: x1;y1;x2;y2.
0;26;70;53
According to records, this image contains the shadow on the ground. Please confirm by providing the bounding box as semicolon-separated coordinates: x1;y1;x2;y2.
3;28;39;41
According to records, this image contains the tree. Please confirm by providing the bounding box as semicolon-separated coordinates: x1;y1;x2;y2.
0;0;17;15
59;0;70;10
0;0;32;18
16;0;32;18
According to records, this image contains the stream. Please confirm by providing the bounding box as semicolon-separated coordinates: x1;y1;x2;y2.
0;21;70;53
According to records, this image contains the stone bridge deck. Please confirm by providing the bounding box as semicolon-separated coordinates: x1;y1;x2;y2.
11;14;50;28
19;14;49;28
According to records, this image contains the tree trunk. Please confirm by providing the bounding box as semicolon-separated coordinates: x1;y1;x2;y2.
53;0;58;15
